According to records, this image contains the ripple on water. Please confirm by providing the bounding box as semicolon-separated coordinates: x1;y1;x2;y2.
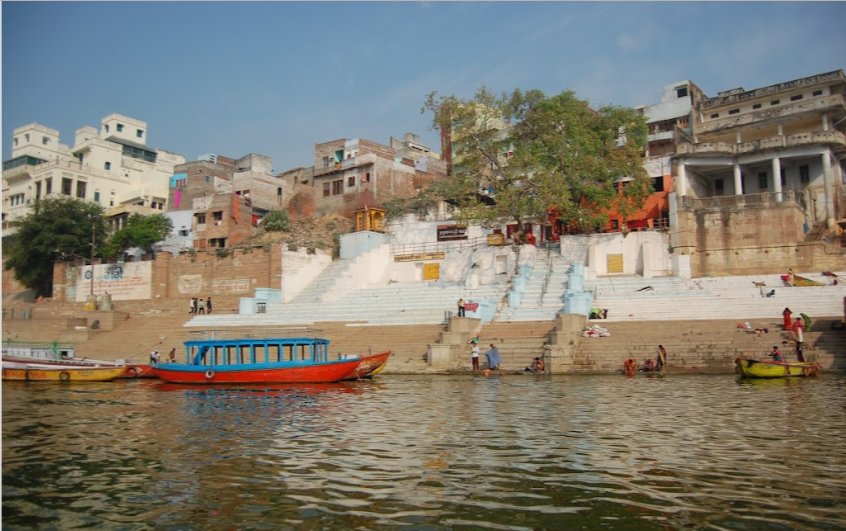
3;375;846;530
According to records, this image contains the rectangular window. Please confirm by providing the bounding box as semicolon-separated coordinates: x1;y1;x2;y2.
205;175;211;182
42;136;49;145
758;172;768;190
136;129;144;138
213;211;223;225
94;191;100;202
728;109;739;115
323;182;330;197
323;157;330;168
676;87;688;98
771;100;780;105
105;162;111;170
45;178;52;195
363;172;371;183
76;181;87;199
799;165;810;183
812;90;823;97
348;176;355;187
14;137;18;146
332;180;343;195
710;113;719;119
652;176;664;192
790;94;803;101
610;220;619;230
117;124;124;132
196;214;206;224
752;103;762;109
715;179;725;196
62;178;73;195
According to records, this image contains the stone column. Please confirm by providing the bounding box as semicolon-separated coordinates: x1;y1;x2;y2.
676;163;688;197
733;163;743;196
772;157;782;202
822;151;835;230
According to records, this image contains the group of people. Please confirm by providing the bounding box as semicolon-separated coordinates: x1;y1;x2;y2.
189;297;213;315
467;337;546;376
150;348;177;365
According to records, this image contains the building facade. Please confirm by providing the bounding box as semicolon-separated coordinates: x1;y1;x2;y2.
162;153;278;252
281;135;446;220
670;69;846;275
2;114;185;235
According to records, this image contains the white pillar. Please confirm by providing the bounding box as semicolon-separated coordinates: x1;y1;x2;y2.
822;113;829;131
677;163;688;197
733;163;743;196
772;157;782;202
822;151;835;229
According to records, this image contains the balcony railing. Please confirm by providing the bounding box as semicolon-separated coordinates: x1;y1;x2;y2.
701;70;844;110
676;130;846;156
680;190;806;211
699;95;845;134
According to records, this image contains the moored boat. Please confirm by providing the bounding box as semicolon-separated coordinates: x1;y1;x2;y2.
2;340;154;379
154;329;365;385
735;358;821;378
340;350;391;381
2;361;127;382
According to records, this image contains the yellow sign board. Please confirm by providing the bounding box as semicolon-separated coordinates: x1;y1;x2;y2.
423;263;440;280
487;233;505;246
607;254;624;274
394;252;446;262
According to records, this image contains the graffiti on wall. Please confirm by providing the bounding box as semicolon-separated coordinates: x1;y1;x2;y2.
75;262;152;301
212;279;251;295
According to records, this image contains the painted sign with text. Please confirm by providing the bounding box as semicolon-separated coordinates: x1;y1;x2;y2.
75;261;152;301
437;224;468;241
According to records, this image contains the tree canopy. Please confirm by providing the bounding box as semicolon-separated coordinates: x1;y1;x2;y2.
263;210;291;232
104;213;173;259
3;196;107;297
422;86;650;233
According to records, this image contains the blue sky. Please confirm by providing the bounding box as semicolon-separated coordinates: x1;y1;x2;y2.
3;2;845;173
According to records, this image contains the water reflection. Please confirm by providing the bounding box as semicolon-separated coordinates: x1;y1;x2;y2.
3;375;845;530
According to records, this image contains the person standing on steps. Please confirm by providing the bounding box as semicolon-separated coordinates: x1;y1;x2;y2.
206;297;213;315
656;345;667;372
189;298;196;315
471;342;480;371
485;343;502;373
457;298;466;317
782;308;792;330
198;298;205;315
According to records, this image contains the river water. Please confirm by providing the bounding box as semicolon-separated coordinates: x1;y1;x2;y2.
3;374;845;531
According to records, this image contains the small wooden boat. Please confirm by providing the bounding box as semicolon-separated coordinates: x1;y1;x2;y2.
340;350;391;381
2;340;154;379
735;358;821;378
2;361;127;382
154;329;366;385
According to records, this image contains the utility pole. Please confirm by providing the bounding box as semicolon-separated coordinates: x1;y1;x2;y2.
90;215;96;296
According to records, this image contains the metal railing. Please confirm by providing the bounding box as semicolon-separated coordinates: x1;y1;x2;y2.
390;236;493;256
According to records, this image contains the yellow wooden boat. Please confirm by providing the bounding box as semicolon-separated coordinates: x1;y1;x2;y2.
1;361;126;382
735;358;821;378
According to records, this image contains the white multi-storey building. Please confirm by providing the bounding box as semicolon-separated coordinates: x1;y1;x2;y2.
2;113;185;234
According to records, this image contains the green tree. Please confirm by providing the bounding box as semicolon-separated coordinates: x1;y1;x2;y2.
422;86;649;234
3;196;107;297
104;213;173;259
263;210;291;232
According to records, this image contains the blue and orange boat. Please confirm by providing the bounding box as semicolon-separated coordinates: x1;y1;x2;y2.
154;329;367;385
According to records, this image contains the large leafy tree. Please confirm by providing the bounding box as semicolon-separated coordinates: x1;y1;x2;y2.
3;196;107;297
104;213;173;259
422;86;650;234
